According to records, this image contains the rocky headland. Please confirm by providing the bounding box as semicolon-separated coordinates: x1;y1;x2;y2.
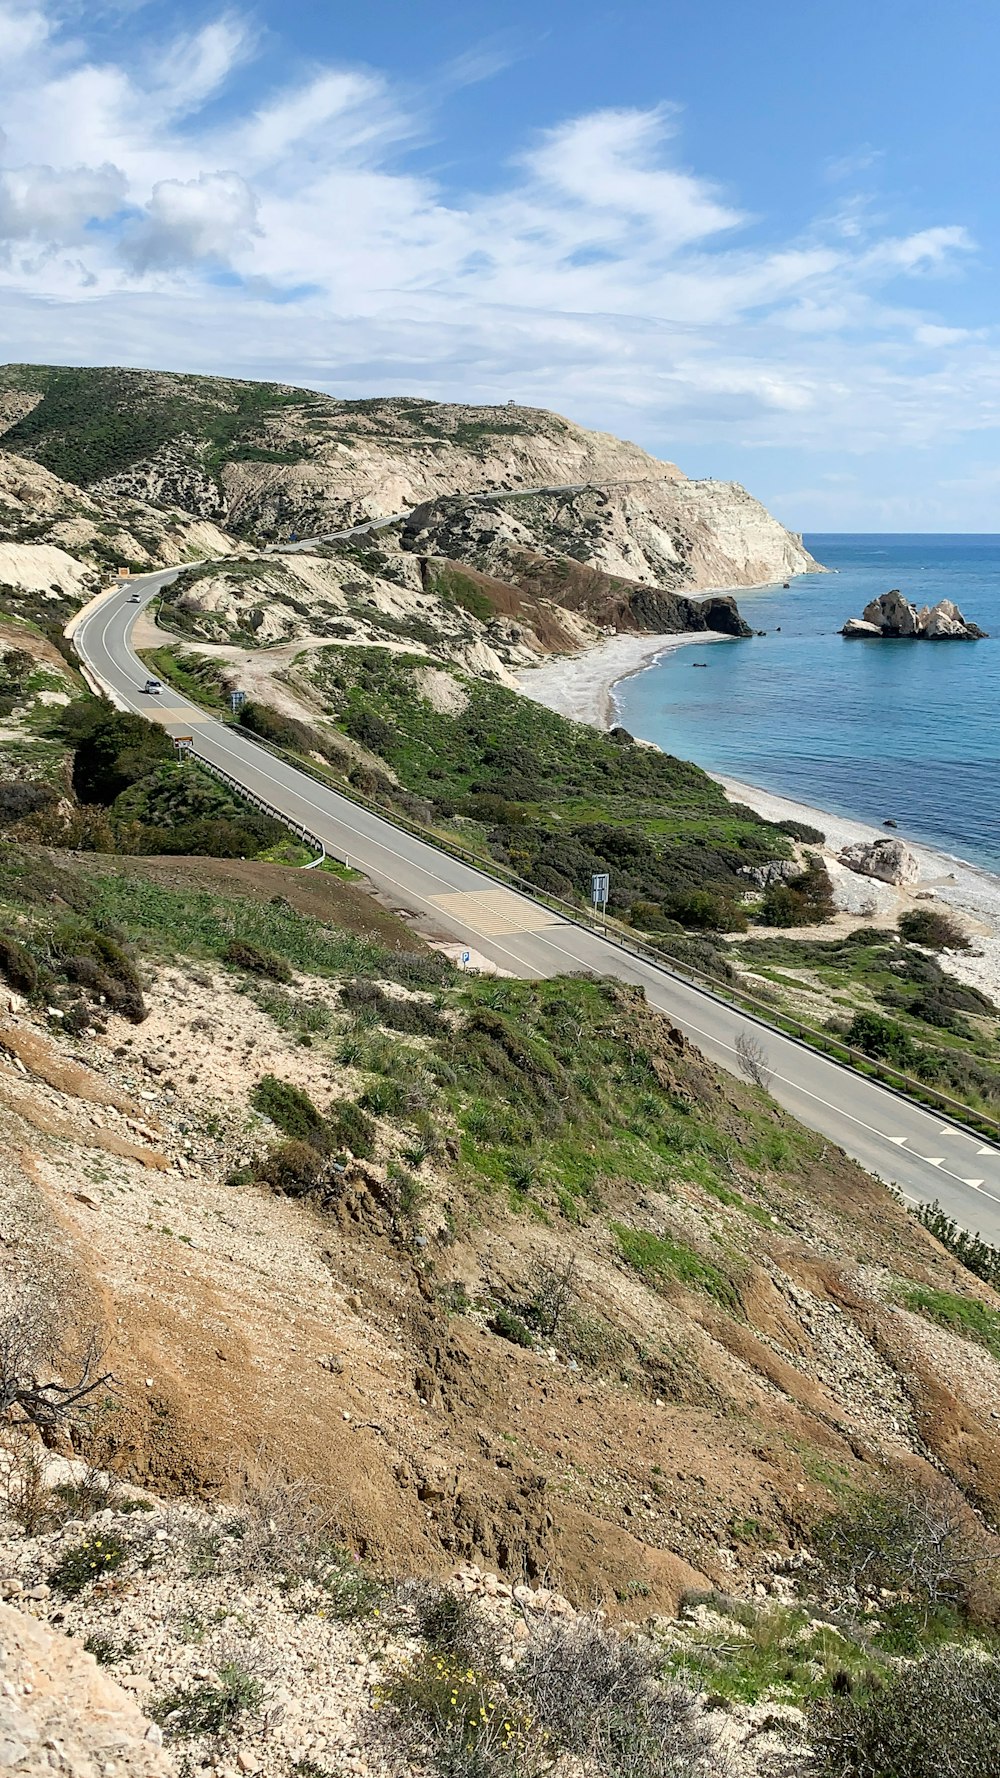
842;587;987;639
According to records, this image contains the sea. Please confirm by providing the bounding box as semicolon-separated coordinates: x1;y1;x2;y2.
612;535;1000;874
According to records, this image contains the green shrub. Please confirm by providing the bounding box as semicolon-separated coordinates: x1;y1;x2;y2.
251;1075;329;1150
0;932;39;996
152;1661;264;1740
327;1099;376;1159
223;938;292;982
255;1139;326;1196
757;856;835;928
807;1648;1000;1778
53;923;146;1023
62;701;175;805
916;1202;1000;1290
845;1011;916;1068
488;1306;534;1348
899;908;970;951
340;978;444;1035
661;889;747;933
50;1530;128;1596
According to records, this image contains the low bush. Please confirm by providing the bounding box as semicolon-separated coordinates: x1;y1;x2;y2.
326;1099;376;1159
222;939;292;983
899;908;970;951
340;978;445;1035
916;1201;1000;1290
152;1661;264;1740
375;1646;541;1778
255;1139;326;1196
757;856;835;928
50;1530;128;1596
812;1482;992;1614
807;1647;1000;1778
53;923;146;1023
488;1305;534;1348
519;1617;715;1778
251;1075;330;1150
0;781;58;828
0;932;39;996
844;1011;916;1068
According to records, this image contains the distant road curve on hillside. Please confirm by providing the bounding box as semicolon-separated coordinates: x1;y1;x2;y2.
73;561;1000;1242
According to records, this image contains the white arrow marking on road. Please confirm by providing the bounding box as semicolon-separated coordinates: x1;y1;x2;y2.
887;1136;908;1146
978;1147;998;1157
923;1158;946;1167
961;1179;985;1189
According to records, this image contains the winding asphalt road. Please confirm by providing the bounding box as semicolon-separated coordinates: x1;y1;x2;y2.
74;569;1000;1240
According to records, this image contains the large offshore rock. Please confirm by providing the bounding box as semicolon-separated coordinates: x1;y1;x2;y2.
862;588;918;634
837;838;920;886
845;588;987;639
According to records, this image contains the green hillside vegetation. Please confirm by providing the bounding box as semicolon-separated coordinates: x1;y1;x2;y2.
0;365;314;488
2;697;285;860
307;645;822;933
0;366;562;501
735;928;1000;1113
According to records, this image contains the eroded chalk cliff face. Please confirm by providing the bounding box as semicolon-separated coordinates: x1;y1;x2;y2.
403;481;819;601
0;367;819;591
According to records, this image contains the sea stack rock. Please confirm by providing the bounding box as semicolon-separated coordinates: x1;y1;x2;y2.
842;589;987;639
838;838;920;886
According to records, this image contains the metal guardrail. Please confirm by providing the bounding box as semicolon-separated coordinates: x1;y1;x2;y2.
214;719;1000;1143
191;751;326;870
132;606;1000;1143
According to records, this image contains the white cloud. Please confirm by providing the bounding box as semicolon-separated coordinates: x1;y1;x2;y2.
122;171;259;270
0;0;993;498
0;160;125;244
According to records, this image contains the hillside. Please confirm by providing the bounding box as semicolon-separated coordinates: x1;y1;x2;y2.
0;447;235;606
4;839;1000;1774
0;366;818;587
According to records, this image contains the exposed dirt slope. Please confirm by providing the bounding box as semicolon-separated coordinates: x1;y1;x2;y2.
3;849;999;1619
0;449;235;586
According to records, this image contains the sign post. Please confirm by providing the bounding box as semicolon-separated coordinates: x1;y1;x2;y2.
591;872;610;928
229;689;247;715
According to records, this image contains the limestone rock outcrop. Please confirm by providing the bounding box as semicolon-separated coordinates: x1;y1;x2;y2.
0;1603;174;1776
837;838;920;886
843;589;987;640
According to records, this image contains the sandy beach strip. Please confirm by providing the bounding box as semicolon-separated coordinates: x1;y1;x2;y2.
517;630;729;728
516;635;1000;1004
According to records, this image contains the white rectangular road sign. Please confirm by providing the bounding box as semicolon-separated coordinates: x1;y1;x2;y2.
591;872;610;905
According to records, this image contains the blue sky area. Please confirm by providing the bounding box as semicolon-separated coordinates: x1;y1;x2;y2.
2;0;999;527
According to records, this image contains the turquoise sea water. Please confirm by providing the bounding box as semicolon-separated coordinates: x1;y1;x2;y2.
613;535;1000;872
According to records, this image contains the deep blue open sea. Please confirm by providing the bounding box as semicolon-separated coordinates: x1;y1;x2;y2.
613;535;1000;873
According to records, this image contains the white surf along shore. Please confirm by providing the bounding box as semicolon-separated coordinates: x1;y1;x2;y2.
516;629;1000;1007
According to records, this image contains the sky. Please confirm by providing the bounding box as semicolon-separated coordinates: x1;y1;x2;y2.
2;0;1000;529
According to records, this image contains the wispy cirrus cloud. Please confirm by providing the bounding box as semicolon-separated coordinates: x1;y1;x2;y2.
0;0;994;491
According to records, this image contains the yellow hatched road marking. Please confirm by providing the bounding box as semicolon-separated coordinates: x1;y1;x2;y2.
430;889;560;937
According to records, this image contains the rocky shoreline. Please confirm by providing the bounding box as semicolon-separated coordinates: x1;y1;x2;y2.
516;639;1000;1008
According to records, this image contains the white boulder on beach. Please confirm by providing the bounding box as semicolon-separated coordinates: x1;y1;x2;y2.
837;837;921;887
